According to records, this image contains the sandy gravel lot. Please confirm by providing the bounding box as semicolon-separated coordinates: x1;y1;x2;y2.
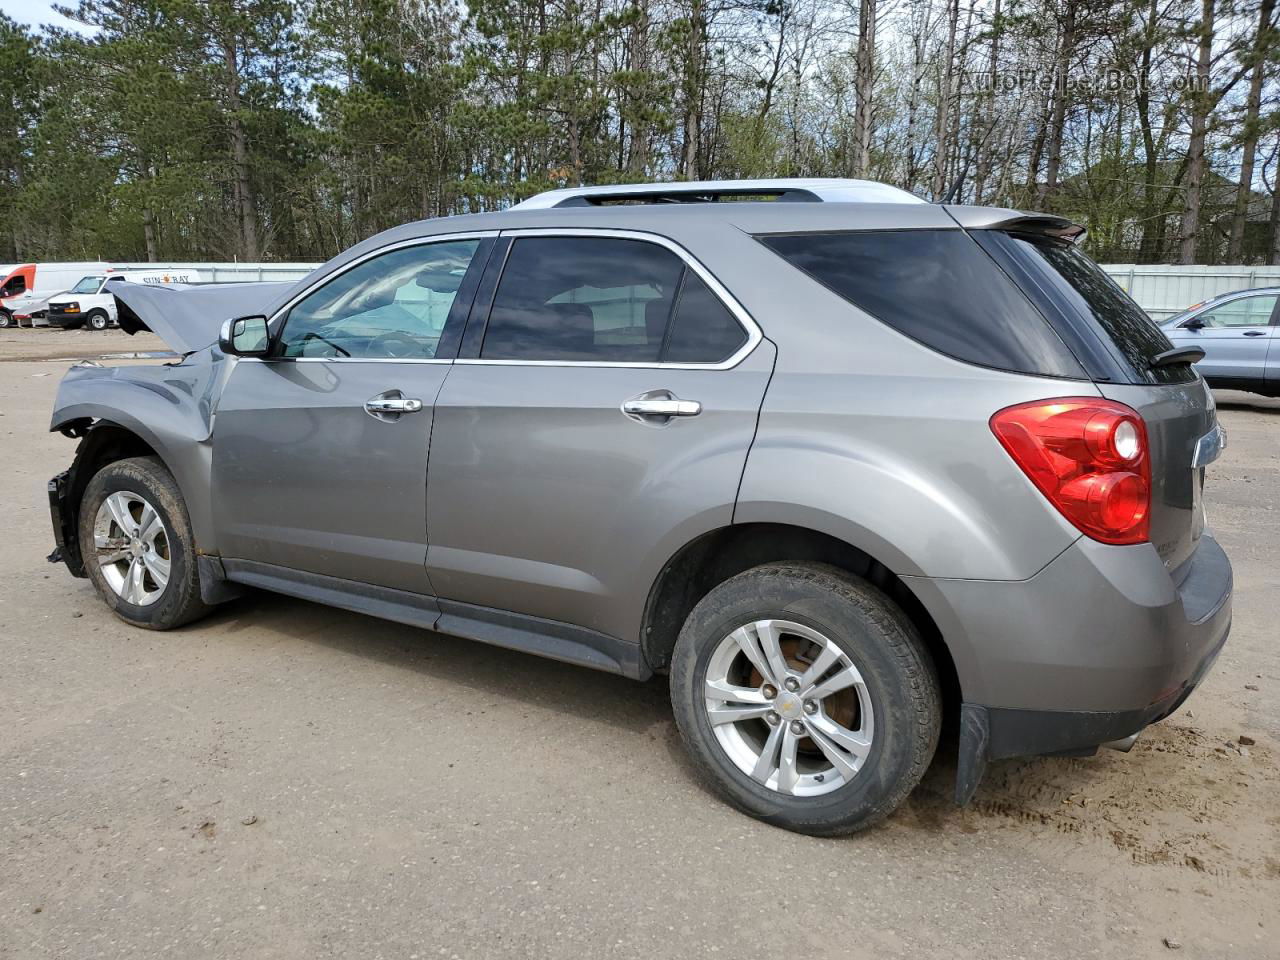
1;327;1276;959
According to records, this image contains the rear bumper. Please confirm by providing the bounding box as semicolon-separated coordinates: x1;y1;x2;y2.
908;531;1232;713
906;532;1232;802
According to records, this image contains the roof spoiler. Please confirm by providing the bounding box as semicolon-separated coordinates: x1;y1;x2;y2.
943;205;1087;244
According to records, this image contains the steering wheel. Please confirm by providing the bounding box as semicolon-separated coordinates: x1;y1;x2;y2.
370;331;424;358
299;331;351;357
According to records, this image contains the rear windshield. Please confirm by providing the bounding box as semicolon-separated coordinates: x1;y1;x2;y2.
979;233;1194;385
757;229;1086;378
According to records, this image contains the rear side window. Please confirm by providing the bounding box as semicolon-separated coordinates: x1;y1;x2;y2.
758;230;1086;378
481;236;749;364
483;236;682;361
983;233;1194;385
664;272;748;363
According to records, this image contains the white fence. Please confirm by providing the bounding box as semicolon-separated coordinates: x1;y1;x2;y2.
1101;264;1280;321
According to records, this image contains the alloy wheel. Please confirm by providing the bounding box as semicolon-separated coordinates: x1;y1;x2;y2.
93;491;171;606
703;619;874;797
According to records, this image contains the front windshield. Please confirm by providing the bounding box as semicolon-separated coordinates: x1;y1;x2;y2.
70;275;105;294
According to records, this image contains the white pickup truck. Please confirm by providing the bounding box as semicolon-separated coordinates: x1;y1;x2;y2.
45;268;204;330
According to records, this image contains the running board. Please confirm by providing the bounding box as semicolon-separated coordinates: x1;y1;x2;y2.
218;559;649;680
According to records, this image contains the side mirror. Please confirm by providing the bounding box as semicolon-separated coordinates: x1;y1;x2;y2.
219;315;271;356
1181;317;1205;330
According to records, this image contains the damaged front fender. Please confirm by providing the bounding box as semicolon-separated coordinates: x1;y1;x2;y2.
50;350;236;553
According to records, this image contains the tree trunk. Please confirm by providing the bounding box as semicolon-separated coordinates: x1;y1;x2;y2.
680;0;706;179
1024;94;1051;207
1038;0;1077;208
1178;0;1214;265
1270;184;1280;265
972;0;1002;203
222;34;259;260
1136;0;1161;261
905;26;925;186
625;0;651;175
1228;0;1275;261
932;0;960;198
852;0;876;177
1270;136;1280;264
142;206;158;261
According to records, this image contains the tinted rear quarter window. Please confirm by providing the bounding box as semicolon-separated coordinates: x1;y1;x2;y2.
981;233;1193;385
758;230;1086;379
665;272;748;363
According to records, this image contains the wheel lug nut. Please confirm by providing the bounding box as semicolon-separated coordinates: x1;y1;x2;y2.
784;677;799;692
803;700;817;715
762;684;777;699
766;711;780;725
790;720;805;735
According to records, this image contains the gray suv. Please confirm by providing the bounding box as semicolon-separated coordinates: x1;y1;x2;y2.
47;179;1232;835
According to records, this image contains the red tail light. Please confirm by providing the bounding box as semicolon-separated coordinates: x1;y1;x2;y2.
990;398;1150;545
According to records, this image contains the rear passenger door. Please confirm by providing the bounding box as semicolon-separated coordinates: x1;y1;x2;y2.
424;229;775;645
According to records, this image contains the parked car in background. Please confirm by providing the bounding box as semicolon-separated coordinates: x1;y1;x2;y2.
0;262;109;328
7;292;60;328
1161;288;1279;397
46;269;205;330
46;179;1231;835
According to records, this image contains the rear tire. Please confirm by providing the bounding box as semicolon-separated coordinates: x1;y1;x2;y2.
78;456;211;630
670;562;941;836
87;310;110;331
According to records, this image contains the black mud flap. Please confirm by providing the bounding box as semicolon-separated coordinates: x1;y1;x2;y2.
955;703;990;805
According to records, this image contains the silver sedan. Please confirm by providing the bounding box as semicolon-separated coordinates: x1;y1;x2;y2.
1161;287;1280;396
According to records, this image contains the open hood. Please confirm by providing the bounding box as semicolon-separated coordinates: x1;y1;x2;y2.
113;281;295;354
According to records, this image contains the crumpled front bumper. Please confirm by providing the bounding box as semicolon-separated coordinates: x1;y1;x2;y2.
48;468;87;578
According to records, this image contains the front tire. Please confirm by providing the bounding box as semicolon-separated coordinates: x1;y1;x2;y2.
670;562;941;836
0;311;12;329
87;310;110;331
78;456;211;630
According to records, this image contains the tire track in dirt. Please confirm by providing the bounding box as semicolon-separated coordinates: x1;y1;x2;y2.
899;719;1278;882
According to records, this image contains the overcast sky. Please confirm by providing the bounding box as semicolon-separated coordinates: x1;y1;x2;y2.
1;0;89;32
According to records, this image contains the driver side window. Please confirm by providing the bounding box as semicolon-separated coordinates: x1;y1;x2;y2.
1195;295;1277;328
279;239;480;359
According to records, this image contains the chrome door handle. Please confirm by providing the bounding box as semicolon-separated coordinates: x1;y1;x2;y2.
365;391;423;421
621;392;702;424
622;398;702;418
365;397;423;413
1242;330;1267;337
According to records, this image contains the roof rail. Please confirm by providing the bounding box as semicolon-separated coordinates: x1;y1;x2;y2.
510;178;926;210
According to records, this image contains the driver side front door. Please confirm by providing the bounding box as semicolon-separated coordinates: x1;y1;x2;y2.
210;234;493;594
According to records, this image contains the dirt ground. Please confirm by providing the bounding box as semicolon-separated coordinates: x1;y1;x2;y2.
1;326;1276;959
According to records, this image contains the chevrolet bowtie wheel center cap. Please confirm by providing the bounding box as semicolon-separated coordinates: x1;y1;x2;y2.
774;691;804;720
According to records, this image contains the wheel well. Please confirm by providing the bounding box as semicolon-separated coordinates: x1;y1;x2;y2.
57;422;161;572
641;523;961;718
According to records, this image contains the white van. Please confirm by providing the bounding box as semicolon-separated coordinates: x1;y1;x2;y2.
0;262;109;328
46;268;204;330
